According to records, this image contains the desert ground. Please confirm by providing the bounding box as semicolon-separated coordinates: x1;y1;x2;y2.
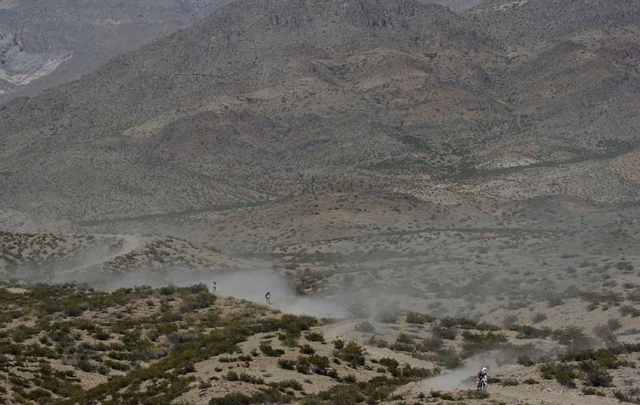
2;0;640;403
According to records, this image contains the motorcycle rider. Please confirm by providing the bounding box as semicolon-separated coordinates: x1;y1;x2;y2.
477;367;488;389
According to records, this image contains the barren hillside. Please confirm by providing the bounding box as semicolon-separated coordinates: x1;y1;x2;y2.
1;0;639;228
0;0;234;103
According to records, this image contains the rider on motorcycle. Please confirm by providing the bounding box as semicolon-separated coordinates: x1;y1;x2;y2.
477;367;488;389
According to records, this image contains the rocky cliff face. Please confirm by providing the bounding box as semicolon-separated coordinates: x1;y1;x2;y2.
0;31;71;90
0;0;234;102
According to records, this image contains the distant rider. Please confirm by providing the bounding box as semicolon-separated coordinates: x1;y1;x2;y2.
212;281;217;292
477;367;488;389
265;291;271;304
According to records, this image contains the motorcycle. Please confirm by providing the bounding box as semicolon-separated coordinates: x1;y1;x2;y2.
477;375;488;391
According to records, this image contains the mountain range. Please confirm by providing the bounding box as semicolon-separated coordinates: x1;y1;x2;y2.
0;0;235;102
1;0;639;230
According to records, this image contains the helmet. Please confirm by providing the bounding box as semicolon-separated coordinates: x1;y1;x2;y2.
482;367;488;373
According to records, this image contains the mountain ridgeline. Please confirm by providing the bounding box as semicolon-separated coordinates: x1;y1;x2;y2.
1;0;640;225
0;0;236;102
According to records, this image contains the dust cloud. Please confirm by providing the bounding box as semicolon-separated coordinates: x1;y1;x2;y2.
79;268;349;319
213;270;348;318
422;356;499;390
51;235;142;283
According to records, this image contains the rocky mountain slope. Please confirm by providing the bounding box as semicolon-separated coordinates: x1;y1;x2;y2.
466;0;640;168
0;0;510;224
0;0;484;103
1;0;639;228
0;0;234;102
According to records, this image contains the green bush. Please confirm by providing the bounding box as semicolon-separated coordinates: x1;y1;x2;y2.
560;348;621;369
327;368;340;380
540;362;577;387
396;333;415;345
76;358;94;373
467;389;489;399
430;389;457;400
310;355;330;375
511;324;552;339
390;342;415;353
210;388;292;405
278;333;299;348
299;344;315;355
461;331;507;357
552;326;594;350
10;326;39;343
271;380;303;391
532;313;547;324
620;306;640;317
105;360;130;371
432;326;457;340
224;371;264;384
428;348;462;369
302;376;421;405
65;306;84;317
417;336;443;352
440;317;499;331
333;341;365;368
22;388;52;401
278;359;295;370
280;315;317;336
582;387;605;396
342;374;357;384
305;332;325;343
260;341;284;357
296;356;311;374
580;362;613;387
379;358;399;373
183;363;196;373
406;312;436;325
93;330;111;341
182;291;215;312
303;384;363;405
517;355;535;367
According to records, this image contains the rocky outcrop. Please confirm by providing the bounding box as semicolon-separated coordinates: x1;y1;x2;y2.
0;31;71;86
0;0;234;102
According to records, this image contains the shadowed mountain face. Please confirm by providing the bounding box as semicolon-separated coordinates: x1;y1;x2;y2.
0;0;234;102
0;0;480;103
473;0;640;41
0;0;639;226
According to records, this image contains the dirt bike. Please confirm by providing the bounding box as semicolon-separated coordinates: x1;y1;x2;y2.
477;376;488;391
